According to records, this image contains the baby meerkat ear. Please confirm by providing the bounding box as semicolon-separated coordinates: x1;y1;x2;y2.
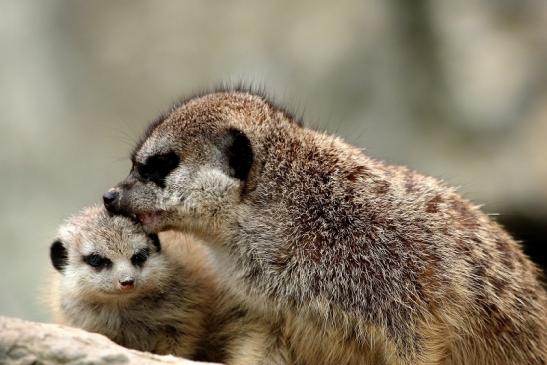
50;240;68;272
226;128;253;181
147;233;161;252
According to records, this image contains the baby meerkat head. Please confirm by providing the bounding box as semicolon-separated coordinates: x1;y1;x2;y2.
103;90;286;240
50;205;167;303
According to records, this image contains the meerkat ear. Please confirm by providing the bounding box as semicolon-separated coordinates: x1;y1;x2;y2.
148;233;161;252
226;128;253;181
50;240;68;272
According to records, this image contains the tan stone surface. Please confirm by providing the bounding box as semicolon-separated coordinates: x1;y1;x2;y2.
0;316;219;365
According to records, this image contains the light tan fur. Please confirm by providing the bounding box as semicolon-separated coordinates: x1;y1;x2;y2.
47;206;286;364
106;88;547;365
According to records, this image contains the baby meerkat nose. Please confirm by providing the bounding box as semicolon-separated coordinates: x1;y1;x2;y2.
118;278;135;290
103;190;119;212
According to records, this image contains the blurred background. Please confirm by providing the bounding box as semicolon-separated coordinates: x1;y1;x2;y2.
1;0;546;322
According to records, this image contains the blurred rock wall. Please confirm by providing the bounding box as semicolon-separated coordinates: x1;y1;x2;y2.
1;0;545;321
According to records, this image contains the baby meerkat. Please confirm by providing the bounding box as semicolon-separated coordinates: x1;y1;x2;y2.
104;88;546;365
48;206;286;364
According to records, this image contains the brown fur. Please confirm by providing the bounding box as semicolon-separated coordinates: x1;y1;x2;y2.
107;89;547;365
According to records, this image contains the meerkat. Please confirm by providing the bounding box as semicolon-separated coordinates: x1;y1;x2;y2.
103;88;547;365
48;205;287;364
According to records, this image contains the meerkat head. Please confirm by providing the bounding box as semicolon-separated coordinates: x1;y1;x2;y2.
103;90;289;240
50;205;167;303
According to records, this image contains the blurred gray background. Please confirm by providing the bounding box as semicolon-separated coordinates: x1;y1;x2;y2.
1;0;546;322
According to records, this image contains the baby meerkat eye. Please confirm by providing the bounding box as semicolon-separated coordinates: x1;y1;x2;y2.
131;248;150;267
136;151;180;188
83;254;112;270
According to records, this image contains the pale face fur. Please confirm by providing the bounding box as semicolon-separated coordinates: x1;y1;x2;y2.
106;92;264;242
52;206;168;304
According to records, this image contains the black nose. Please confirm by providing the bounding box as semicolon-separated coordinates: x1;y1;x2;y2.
103;190;119;212
119;278;134;287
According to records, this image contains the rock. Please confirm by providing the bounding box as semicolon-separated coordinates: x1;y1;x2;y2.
0;316;220;365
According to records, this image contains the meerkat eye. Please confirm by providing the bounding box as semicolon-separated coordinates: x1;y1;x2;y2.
131;248;150;267
136;152;180;188
83;254;111;269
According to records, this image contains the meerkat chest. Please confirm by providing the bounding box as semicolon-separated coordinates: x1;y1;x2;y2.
88;307;161;348
63;299;174;351
283;309;394;365
219;282;394;364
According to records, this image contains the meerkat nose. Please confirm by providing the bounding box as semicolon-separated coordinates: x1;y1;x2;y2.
118;278;135;290
103;190;119;212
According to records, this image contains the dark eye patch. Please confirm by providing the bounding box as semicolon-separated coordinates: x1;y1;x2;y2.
226;128;253;181
131;248;150;267
83;254;112;270
136;151;180;188
147;233;161;252
50;240;68;272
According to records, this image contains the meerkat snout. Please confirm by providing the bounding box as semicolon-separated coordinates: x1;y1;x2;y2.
103;187;142;223
118;278;135;290
103;190;119;211
115;264;137;291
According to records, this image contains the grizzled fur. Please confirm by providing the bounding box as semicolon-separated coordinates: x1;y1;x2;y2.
106;89;547;365
48;206;285;364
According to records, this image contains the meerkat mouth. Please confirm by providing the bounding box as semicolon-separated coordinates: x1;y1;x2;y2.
136;210;166;227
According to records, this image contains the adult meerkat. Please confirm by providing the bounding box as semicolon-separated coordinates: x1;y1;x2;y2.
103;88;546;365
48;205;286;364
